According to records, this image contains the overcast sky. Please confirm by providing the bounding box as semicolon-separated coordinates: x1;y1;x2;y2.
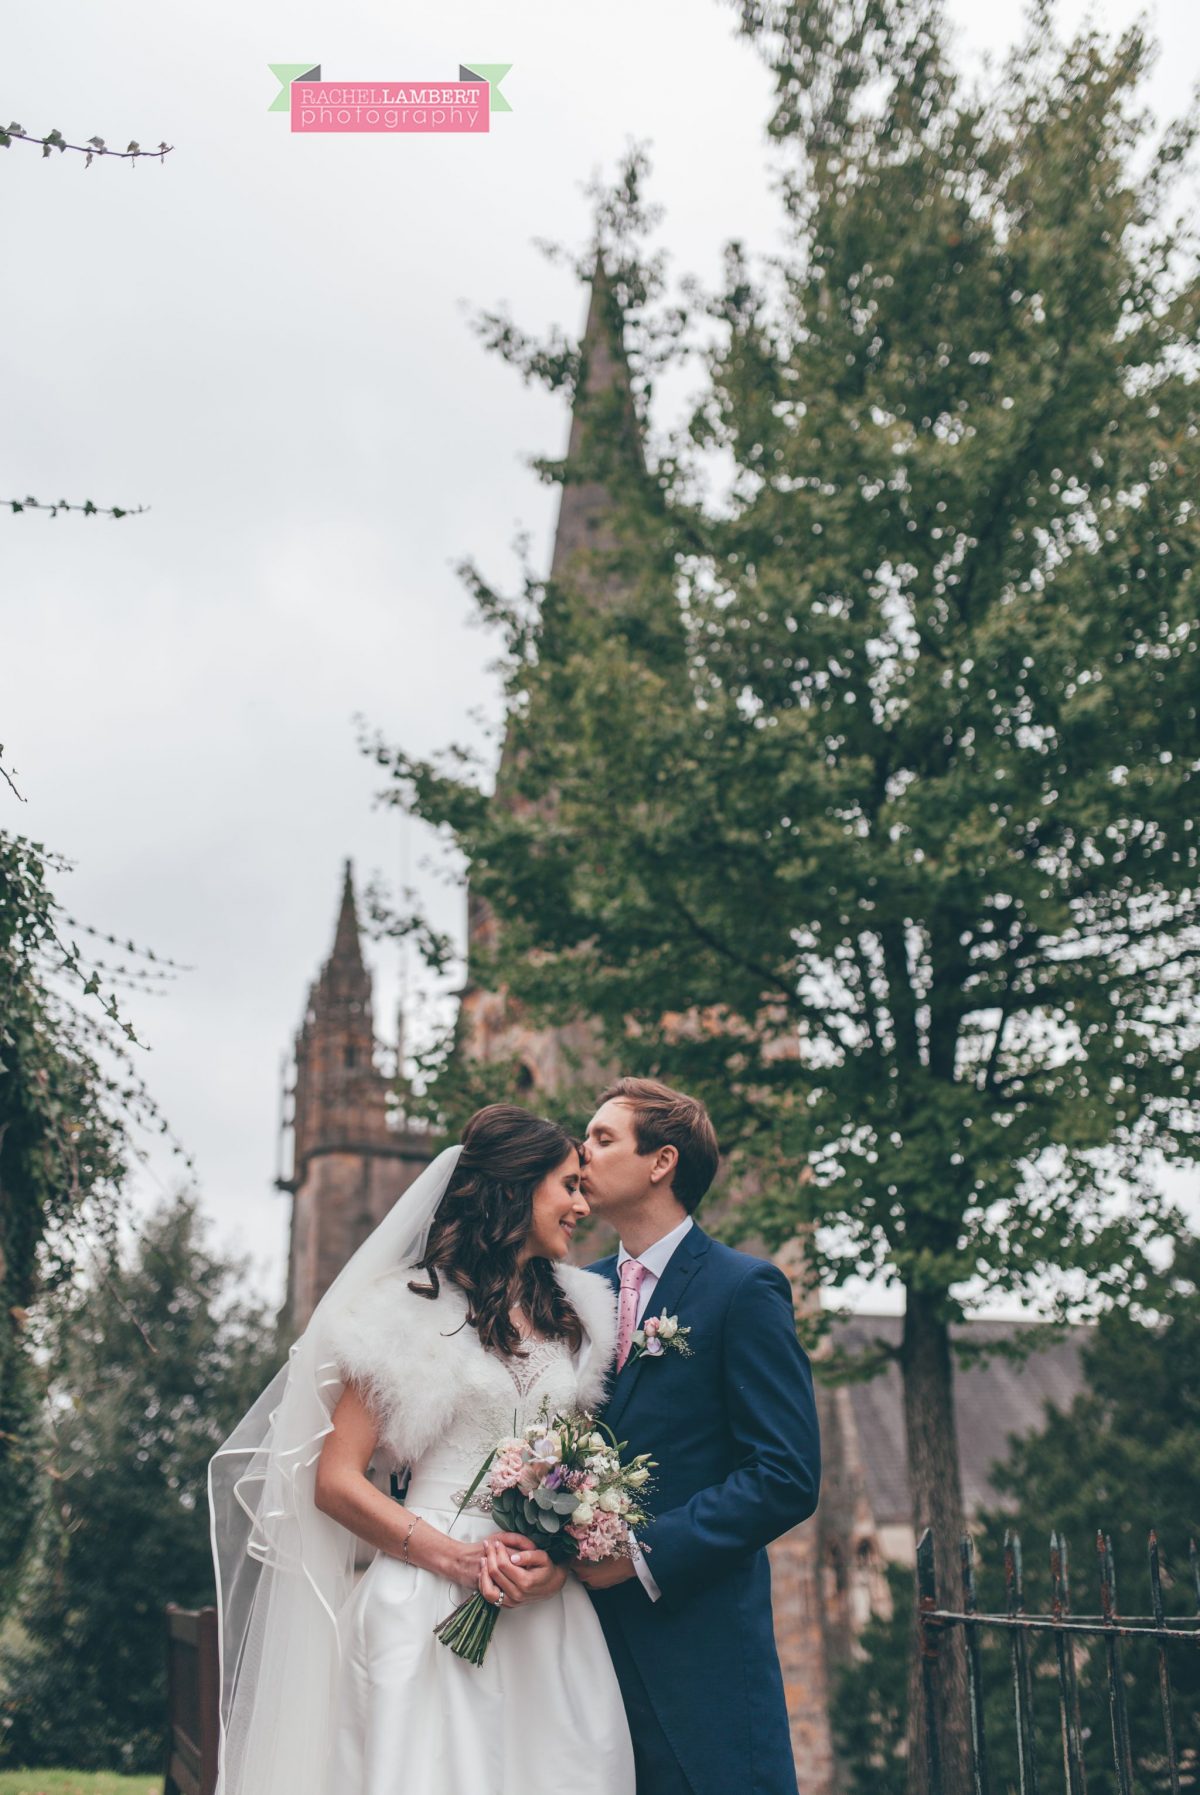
5;0;1198;1314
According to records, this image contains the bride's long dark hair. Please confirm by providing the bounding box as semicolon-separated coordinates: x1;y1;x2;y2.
408;1104;585;1356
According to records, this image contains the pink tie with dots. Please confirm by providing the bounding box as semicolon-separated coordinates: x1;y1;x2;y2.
616;1257;647;1372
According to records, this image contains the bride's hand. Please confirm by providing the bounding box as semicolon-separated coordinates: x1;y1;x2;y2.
479;1535;567;1607
416;1527;489;1588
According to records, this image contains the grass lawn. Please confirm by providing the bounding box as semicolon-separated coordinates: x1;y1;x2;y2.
0;1775;159;1794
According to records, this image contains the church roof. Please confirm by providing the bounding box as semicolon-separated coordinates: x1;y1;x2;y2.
828;1314;1091;1527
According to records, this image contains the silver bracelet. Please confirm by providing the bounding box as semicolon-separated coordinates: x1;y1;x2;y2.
401;1515;421;1566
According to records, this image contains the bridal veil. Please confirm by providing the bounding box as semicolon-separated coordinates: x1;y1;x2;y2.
206;1143;463;1795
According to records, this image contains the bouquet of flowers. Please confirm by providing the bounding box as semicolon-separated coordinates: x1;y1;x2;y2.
434;1407;654;1666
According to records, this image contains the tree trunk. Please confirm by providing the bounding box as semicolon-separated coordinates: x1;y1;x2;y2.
0;1168;42;1620
901;1286;972;1795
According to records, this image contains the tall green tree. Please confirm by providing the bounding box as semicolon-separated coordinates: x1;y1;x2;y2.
834;1242;1200;1792
0;812;183;1614
2;98;175;1602
371;2;1198;1781
0;1190;277;1773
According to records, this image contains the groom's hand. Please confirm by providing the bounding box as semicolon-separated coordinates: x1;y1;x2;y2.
572;1555;635;1590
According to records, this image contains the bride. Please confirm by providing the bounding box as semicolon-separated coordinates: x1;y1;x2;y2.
208;1104;634;1795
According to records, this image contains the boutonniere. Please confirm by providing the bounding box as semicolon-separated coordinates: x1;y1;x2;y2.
630;1312;693;1362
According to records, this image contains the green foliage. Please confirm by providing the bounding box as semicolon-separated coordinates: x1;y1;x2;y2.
394;1014;539;1136
0;1192;277;1773
0;816;186;1614
833;1246;1200;1792
1;832;127;1609
373;0;1198;1332
831;1562;912;1795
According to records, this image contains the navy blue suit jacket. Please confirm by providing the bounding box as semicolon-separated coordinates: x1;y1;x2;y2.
588;1225;821;1795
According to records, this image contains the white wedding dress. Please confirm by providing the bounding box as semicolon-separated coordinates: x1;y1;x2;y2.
328;1335;636;1794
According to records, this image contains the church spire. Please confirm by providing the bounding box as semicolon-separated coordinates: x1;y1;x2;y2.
461;255;644;1073
548;249;645;593
290;861;386;1172
329;857;366;975
466;256;641;976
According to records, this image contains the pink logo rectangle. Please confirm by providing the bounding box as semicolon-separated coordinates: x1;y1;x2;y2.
291;81;490;132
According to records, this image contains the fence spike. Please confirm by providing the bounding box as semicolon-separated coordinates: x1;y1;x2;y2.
1148;1531;1182;1795
1005;1529;1040;1795
1098;1531;1135;1795
1050;1532;1088;1795
917;1529;944;1795
913;1529;1199;1795
961;1533;990;1795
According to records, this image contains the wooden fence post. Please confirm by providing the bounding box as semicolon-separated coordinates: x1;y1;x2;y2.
163;1603;219;1795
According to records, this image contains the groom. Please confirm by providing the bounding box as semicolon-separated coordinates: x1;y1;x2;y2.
574;1078;821;1795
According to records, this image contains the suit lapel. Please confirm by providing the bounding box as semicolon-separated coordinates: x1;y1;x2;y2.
602;1226;710;1436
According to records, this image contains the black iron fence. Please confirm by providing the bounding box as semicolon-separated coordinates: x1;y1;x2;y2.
917;1527;1200;1795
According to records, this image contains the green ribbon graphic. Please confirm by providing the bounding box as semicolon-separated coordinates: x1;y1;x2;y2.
267;64;320;112
460;63;513;113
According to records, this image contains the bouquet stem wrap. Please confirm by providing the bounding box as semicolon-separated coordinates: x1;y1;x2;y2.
434;1591;502;1666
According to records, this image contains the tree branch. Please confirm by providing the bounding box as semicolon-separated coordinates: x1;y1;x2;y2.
0;125;173;165
4;496;148;520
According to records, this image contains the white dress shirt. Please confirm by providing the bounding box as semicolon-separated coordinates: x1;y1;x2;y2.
616;1214;694;1602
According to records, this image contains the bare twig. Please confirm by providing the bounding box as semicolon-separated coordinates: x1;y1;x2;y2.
0;747;25;801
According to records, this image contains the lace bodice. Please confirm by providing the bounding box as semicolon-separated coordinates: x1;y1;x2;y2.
502;1337;569;1400
405;1336;579;1494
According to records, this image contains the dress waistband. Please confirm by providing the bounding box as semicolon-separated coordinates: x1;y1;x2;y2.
403;1475;479;1514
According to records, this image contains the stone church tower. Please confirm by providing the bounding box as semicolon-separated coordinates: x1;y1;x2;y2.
277;861;434;1335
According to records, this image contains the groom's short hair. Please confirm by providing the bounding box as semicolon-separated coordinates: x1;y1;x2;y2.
597;1077;720;1213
